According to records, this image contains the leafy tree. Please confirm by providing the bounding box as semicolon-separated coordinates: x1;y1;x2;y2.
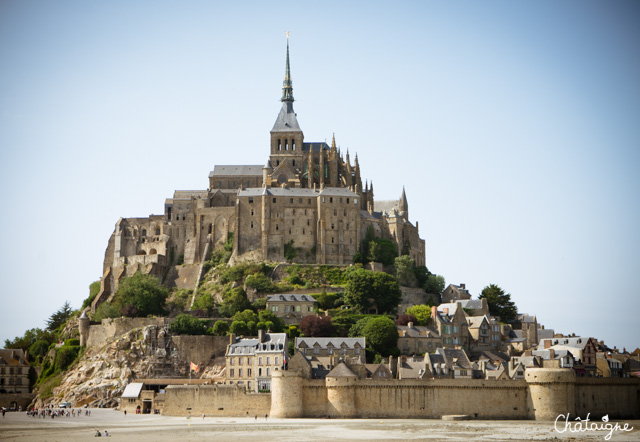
371;272;402;314
299;315;334;337
5;328;54;353
229;320;250;336
314;291;339;310
244;273;276;293
413;266;430;288
114;272;169;317
424;274;445;294
251;297;267;311
170;314;208;335
211;320;230;336
406;305;431;326
192;293;215;316
479;284;518;323
46;301;73;331
394;255;418;287
367;238;398;266
360;316;398;356
92;302;120;322
232;309;258;324
344;268;401;314
218;288;251;317
395;314;417;326
257;310;285;333
348;316;374;338
29;339;51;362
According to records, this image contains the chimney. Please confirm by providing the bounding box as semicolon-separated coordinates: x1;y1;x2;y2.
229;333;236;345
460;283;466;289
524;350;532;357
407;322;414;329
258;329;265;343
544;340;551;349
548;349;555;359
431;306;438;320
443;308;449;315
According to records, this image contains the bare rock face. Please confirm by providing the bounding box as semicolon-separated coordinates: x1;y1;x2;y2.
34;325;166;409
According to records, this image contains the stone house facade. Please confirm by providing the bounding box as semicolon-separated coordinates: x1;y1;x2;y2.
93;40;425;310
266;294;317;325
396;322;442;355
431;304;470;350
225;331;288;392
0;349;30;394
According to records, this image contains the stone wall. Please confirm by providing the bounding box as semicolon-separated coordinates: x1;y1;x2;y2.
162;384;270;416
86;317;168;348
171;335;230;367
0;393;35;410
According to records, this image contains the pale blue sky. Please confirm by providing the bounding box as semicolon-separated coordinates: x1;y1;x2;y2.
1;1;638;351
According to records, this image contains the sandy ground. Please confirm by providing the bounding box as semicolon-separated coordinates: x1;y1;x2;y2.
0;409;639;441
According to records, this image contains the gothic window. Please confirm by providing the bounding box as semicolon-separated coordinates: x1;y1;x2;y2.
276;224;279;231
250;209;254;216
155;228;160;235
285;140;288;150
251;221;254;229
293;160;296;167
142;229;147;237
291;140;295;150
331;237;334;244
276;160;280;166
278;139;282;150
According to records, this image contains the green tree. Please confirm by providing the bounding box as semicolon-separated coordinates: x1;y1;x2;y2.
371;272;401;314
219;288;251;317
257;310;285;332
413;266;430;288
230;320;250;336
5;328;54;353
46;301;73;331
348;316;373;338
406;304;431;326
394;255;418;287
368;238;398;266
92;302;120;322
361;316;398;356
479;284;518;323
114;272;169;317
232;309;258;324
211;320;230;336
244;273;275;293
424;274;445;294
29;339;51;362
170;314;208;335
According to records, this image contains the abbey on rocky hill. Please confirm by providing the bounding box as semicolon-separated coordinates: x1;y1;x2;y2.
98;39;425;304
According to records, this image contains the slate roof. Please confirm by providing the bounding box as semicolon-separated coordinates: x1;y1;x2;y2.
537;328;555;340
327;362;357;378
172;190;208;200
519;314;536;323
271;102;302;132
467;315;489;329
474;350;510;363
374;200;399;214
228;333;287;355
539;337;592;351
456;299;484;311
296;337;365;349
302;142;330;152
210;165;264;177
238;187;319;197
397;324;440;338
267;294;317;303
318;187;359;198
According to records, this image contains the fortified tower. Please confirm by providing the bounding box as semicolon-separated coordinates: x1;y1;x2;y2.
325;363;358;417
270;369;304;418
525;367;576;420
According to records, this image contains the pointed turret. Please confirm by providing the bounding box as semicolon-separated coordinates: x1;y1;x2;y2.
281;37;294;103
399;186;409;221
330;133;337;154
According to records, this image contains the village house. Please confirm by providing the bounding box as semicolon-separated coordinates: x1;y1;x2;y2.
441;283;472;303
225;330;288;392
294;337;365;379
426;348;473;379
466;315;502;352
431;304;470;350
0;349;30;394
266;293;317;325
538;336;598;376
396;322;442;355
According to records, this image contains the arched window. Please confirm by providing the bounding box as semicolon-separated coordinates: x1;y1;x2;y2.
292;139;295;150
142;229;147;237
278;139;281;151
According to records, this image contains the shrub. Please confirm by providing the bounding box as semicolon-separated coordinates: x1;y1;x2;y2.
211;320;230;336
170;314;208;335
245;273;276;293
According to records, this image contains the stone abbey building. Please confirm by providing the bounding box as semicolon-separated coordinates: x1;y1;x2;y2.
97;41;425;304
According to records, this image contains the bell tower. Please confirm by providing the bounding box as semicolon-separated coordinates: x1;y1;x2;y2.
269;34;304;185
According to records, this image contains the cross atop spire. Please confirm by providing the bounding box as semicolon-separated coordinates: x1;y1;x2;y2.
281;33;294;103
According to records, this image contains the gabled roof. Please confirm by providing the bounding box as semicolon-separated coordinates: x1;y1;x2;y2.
121;382;144;399
172;190;208;200
467;315;489;329
397;324;440;338
267;294;317;303
210;165;264;177
295;337;365;349
326;362;357;378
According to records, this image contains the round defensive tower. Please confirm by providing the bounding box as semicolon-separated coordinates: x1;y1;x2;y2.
326;374;357;418
78;310;90;347
525;368;576;420
270;369;304;418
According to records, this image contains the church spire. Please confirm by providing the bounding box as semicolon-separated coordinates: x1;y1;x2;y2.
281;33;294;103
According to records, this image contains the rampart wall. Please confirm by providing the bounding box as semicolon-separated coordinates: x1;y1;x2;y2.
162;384;270;417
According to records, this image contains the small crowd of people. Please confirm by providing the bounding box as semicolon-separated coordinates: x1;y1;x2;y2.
26;407;91;418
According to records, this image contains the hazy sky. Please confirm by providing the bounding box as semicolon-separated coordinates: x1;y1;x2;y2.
1;1;639;351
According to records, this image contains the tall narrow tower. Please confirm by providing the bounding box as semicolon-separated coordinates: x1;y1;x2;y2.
269;34;304;183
